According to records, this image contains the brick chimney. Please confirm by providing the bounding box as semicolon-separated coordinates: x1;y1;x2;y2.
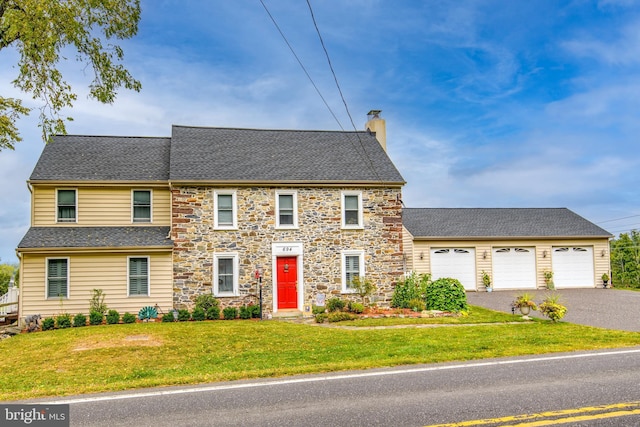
365;110;386;151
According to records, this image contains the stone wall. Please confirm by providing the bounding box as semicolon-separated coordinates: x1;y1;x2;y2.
171;186;404;314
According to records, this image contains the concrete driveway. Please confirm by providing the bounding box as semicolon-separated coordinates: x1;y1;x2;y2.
467;288;640;332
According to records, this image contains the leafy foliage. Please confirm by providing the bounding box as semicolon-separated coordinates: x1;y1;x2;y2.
425;278;468;312
192;307;206;321
122;312;136;324
177;309;191;322
538;294;567;322
56;313;71;329
512;293;538;310
73;313;86;327
206;306;221;320
349;276;376;305
106;309;120;325
326;297;345;312
41;317;55;331
611;231;640;289
391;272;431;309
0;0;142;149
0;263;17;295
161;312;174;322
194;294;220;311
89;289;108;314
327;312;358;322
222;306;238;320
347;301;364;314
407;298;425;312
89;310;104;326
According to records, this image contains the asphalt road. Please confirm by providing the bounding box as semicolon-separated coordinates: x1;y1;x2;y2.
31;347;640;427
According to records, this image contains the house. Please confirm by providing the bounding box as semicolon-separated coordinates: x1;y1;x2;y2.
16;113;406;318
403;208;613;290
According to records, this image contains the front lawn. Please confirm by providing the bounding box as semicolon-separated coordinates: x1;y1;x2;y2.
1;306;639;401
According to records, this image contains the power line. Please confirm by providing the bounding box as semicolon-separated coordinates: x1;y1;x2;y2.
597;214;640;224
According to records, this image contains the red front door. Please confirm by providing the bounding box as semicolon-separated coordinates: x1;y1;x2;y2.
277;256;298;309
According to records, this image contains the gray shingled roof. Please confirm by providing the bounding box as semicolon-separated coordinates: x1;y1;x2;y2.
169;126;405;184
30;136;171;181
17;227;172;249
403;208;612;238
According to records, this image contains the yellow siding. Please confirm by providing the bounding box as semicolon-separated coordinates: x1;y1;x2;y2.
32;186;171;226
409;238;611;291
20;252;173;318
402;226;414;272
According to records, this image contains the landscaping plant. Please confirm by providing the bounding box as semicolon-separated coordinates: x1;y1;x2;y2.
206;305;221;320
222;306;238;320
192;307;206;321
73;313;87;327
122;312;137;324
41;317;55;331
326;297;345;312
56;313;71;329
391;272;430;309
89;310;104;326
177;309;191;322
89;289;108;314
425;277;468;312
106;310;120;325
539;294;567;322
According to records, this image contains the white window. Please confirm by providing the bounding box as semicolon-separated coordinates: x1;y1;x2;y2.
214;190;237;229
276;190;298;228
341;191;363;229
56;189;77;223
341;250;365;293
46;258;69;299
214;252;239;296
132;190;152;223
128;256;150;296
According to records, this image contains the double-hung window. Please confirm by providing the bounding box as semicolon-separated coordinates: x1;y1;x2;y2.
342;250;365;293
132;190;152;223
128;257;149;296
214;191;237;229
57;189;77;222
276;191;298;228
341;191;363;229
47;258;69;298
214;253;239;296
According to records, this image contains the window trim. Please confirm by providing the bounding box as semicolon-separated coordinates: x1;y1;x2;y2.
214;190;238;230
341;191;363;229
131;189;153;223
275;190;298;229
56;188;78;223
127;256;151;297
341;250;365;293
213;252;240;297
45;257;70;299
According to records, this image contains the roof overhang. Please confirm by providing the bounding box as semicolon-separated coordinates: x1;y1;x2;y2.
168;180;406;188
28;180;170;188
17;246;172;254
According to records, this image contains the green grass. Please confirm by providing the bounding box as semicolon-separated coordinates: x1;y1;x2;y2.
1;306;639;401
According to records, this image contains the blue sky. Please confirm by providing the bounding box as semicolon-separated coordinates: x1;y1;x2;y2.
1;0;640;263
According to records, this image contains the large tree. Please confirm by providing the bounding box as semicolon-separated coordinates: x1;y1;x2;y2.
610;230;640;289
0;0;141;150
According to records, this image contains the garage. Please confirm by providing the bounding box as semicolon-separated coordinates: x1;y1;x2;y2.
552;247;594;288
492;247;536;289
430;248;476;290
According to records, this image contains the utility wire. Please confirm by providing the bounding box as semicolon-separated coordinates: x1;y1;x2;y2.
597;214;640;224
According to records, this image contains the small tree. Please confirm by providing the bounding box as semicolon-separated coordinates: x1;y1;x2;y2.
350;276;376;306
89;289;108;314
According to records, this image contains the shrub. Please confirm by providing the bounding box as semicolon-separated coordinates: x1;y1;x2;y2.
539;294;567;322
315;313;328;323
312;305;326;315
89;310;104;326
326;297;345;312
73;313;87;327
42;317;55;331
177;309;191;322
350;276;376;305
239;305;252;319
194;294;220;311
327;312;358;322
347;301;364;314
425;278;468;312
391;272;430;308
408;298;426;312
161;311;175;322
122;312;136;324
89;289;108;314
192;307;206;321
249;304;261;318
222;306;238;320
56;313;71;329
206;305;221;320
106;309;120;325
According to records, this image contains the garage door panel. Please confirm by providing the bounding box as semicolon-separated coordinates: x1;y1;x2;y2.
430;248;476;291
493;247;536;289
552;247;594;288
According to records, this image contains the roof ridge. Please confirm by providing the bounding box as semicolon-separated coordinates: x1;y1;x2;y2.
171;124;367;134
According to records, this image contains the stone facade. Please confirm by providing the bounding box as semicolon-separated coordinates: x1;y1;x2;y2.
171;186;404;314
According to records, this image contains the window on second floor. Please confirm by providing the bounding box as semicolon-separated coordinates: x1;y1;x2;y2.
341;191;363;229
132;190;152;223
56;189;77;223
276;191;298;228
47;258;69;299
214;191;237;229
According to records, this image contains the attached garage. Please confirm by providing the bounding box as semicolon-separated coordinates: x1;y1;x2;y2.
492;247;537;289
552;247;595;288
430;248;476;290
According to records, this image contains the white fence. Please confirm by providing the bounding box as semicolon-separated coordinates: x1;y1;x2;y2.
0;287;19;316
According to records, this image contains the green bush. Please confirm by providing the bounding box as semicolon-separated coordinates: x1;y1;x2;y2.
312;305;326;315
425;277;468;312
161;311;175;322
177;309;191;322
249;304;261;318
347;301;364;314
538;294;567;322
239;305;252;319
327;312;358;322
122;312;136;324
314;313;328;323
194;294;220;311
106;309;120;325
222;306;238;320
391;272;430;308
192;307;206;321
56;313;71;329
326;297;345;312
206;306;220;320
42;317;55;331
408;298;426;312
89;310;104;325
73;313;87;327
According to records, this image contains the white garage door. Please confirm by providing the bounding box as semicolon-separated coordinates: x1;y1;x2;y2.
430;248;476;290
493;247;536;289
552;247;594;288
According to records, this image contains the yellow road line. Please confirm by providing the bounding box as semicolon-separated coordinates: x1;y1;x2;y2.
507;409;640;426
425;401;640;427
